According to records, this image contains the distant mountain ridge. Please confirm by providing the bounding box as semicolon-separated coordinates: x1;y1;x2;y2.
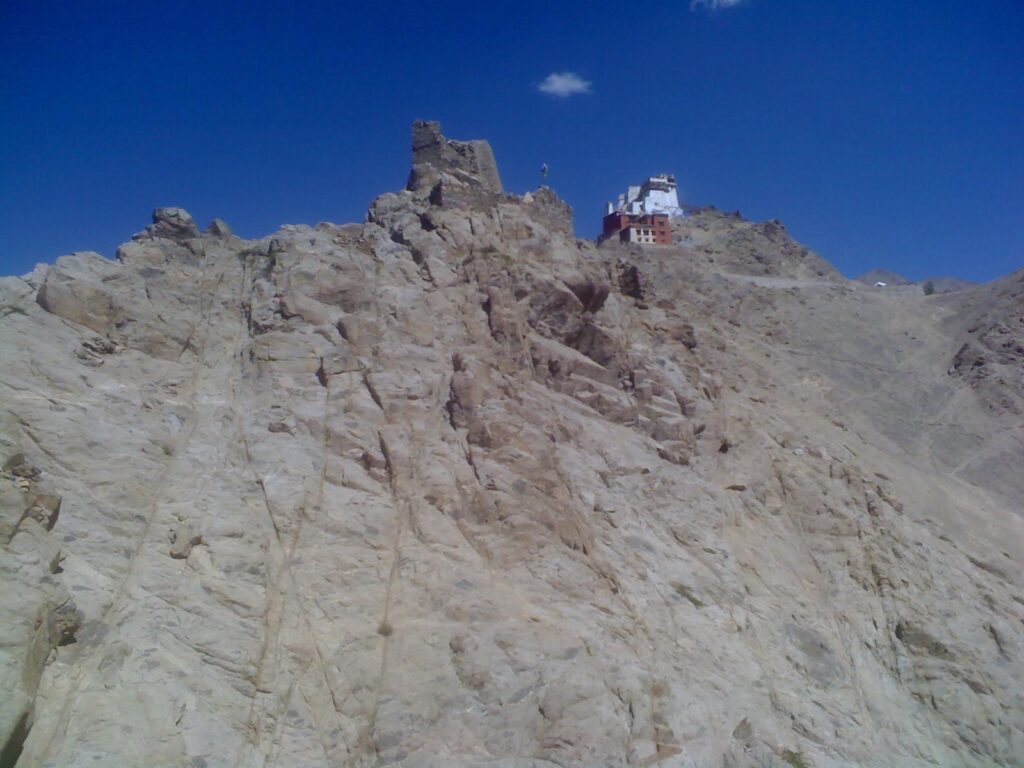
855;269;975;293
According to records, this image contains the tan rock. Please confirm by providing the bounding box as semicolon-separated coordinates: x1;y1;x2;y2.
0;122;1021;768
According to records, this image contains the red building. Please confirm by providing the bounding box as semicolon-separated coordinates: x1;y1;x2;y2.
601;212;671;245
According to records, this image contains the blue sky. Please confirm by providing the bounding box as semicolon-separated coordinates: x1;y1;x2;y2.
1;0;1021;282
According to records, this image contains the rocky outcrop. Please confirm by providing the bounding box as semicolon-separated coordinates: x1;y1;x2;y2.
136;207;201;243
0;123;1021;768
947;268;1024;415
408;119;503;196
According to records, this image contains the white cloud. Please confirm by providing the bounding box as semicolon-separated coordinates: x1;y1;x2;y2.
690;0;745;10
537;72;592;98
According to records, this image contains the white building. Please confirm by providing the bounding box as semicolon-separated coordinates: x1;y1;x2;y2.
606;174;685;217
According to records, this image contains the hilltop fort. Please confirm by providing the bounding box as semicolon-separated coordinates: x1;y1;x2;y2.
600;173;683;245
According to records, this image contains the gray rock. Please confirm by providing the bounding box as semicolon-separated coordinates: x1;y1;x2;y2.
146;207;200;241
205;218;233;237
168;522;202;559
35;251;126;334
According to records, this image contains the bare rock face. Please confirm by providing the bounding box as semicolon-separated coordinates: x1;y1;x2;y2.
523;186;573;237
35;251;127;334
1;123;1022;768
947;268;1024;415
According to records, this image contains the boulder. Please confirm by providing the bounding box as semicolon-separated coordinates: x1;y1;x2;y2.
144;207;200;242
35;252;125;333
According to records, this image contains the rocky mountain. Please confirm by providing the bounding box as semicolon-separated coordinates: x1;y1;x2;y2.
1;121;1022;768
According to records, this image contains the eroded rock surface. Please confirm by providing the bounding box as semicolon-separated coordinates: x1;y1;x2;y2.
947;268;1024;417
1;122;1022;768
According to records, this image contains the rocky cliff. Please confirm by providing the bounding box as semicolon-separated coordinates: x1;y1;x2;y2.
1;123;1022;768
